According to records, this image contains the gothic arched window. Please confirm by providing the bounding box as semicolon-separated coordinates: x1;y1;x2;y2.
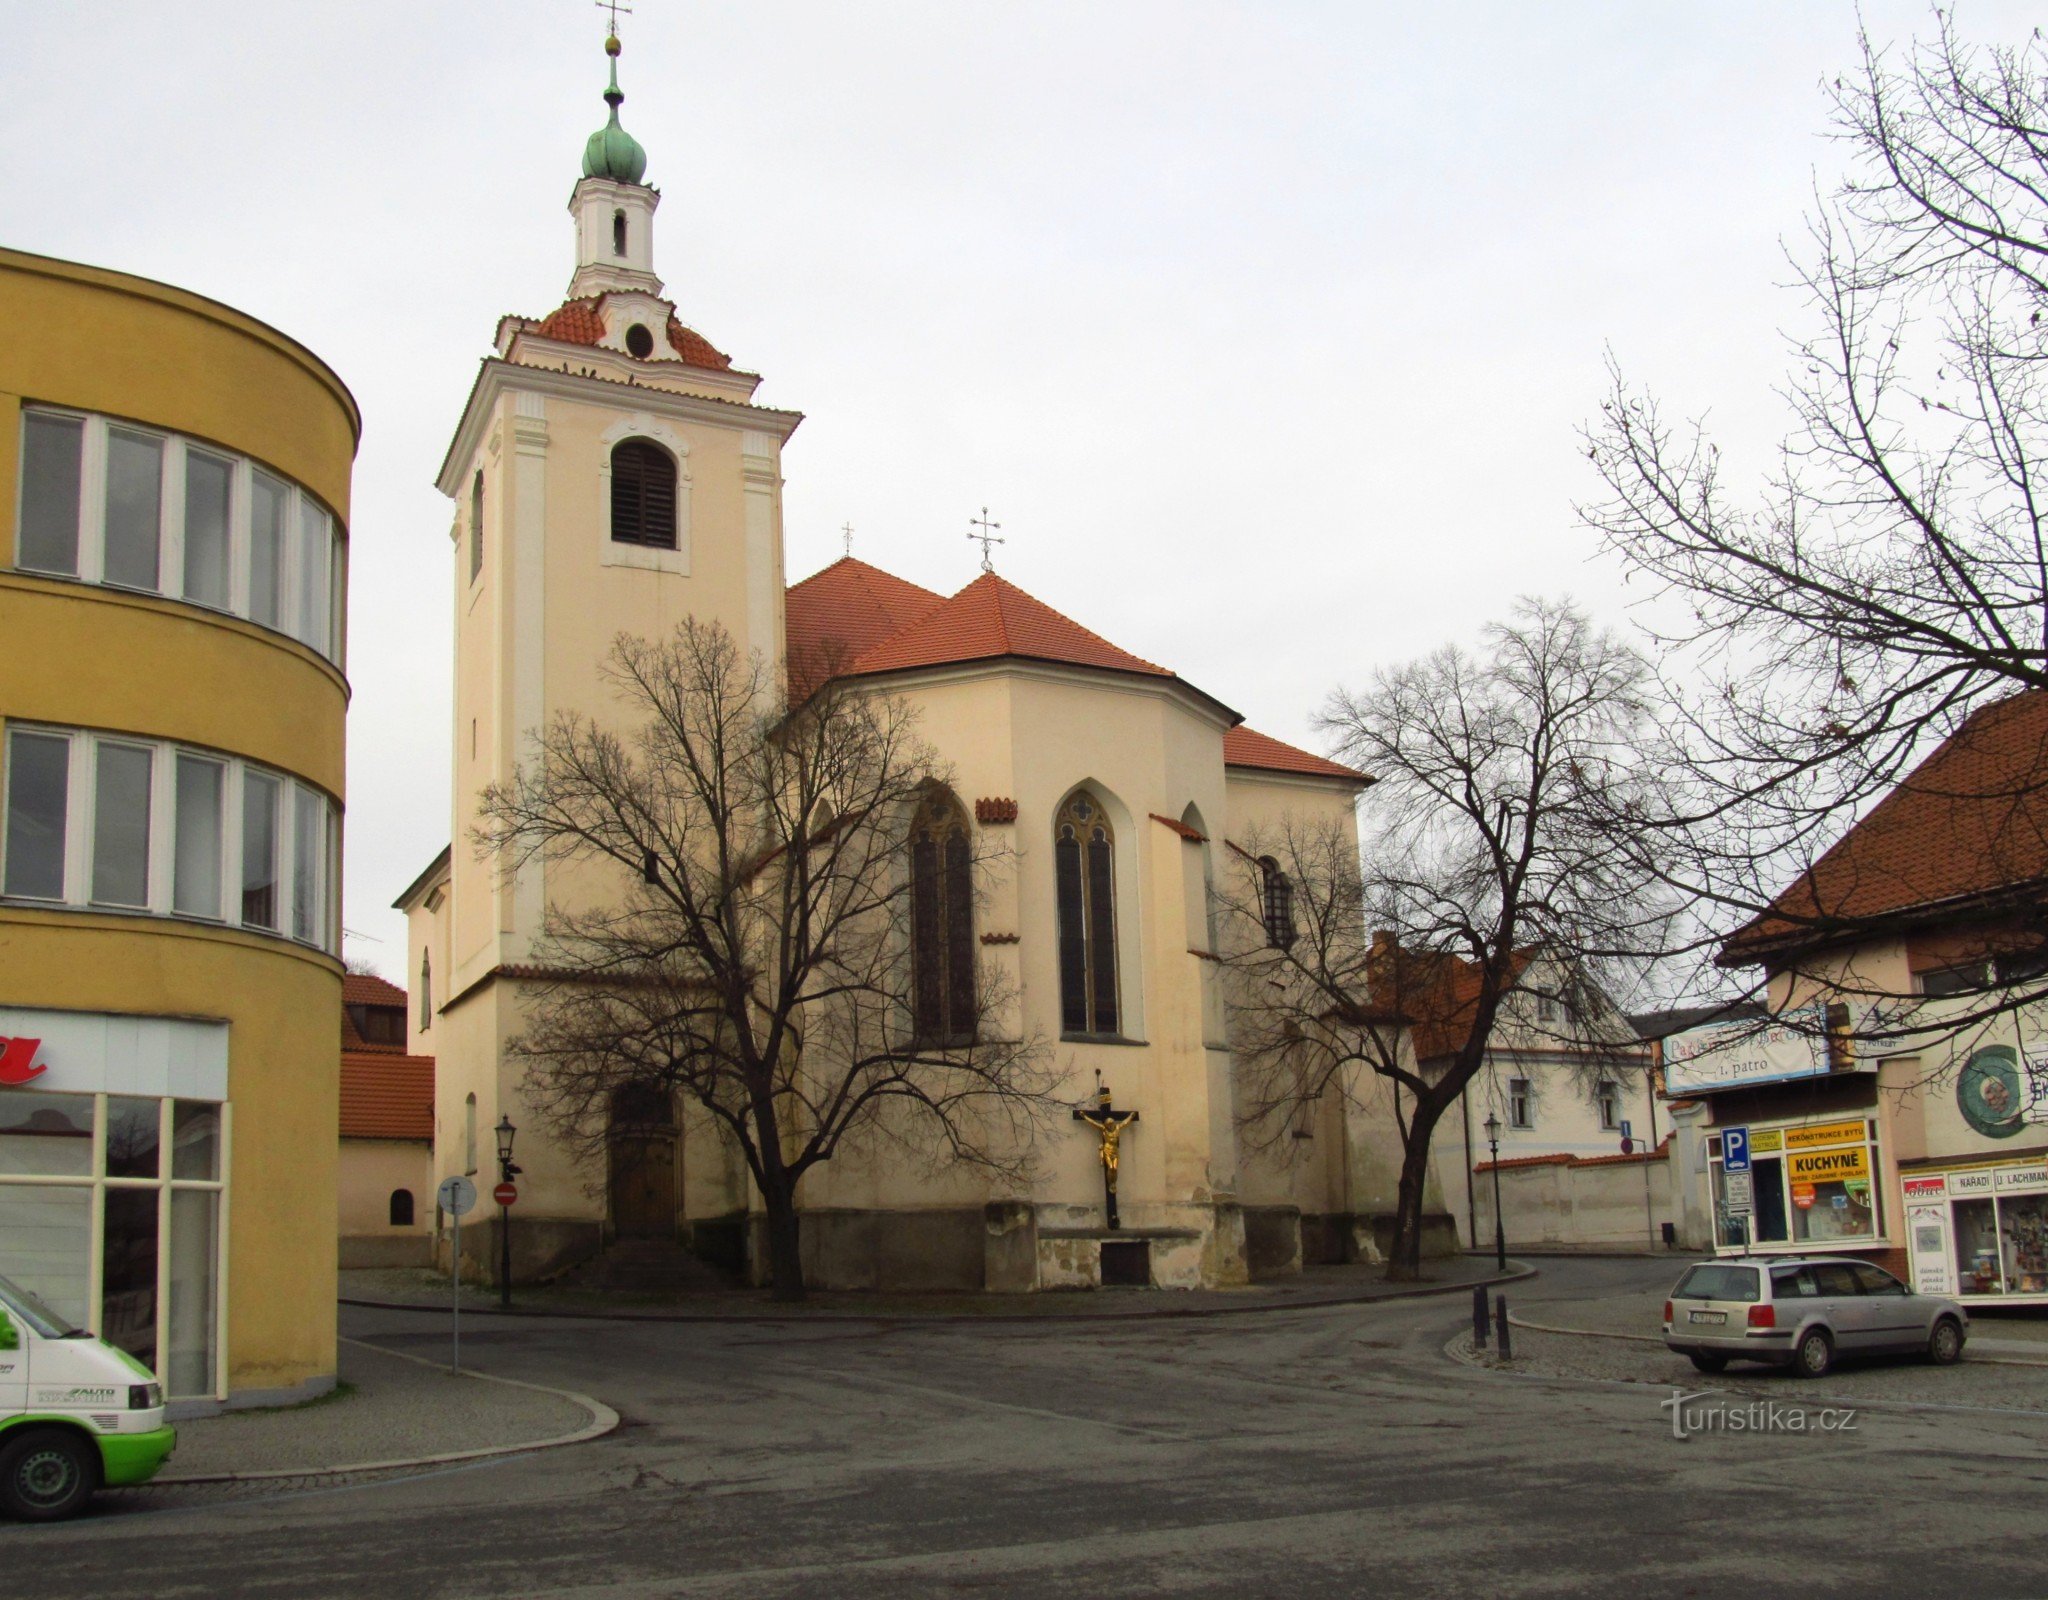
1259;857;1295;950
1056;791;1119;1036
910;788;975;1045
389;1189;415;1228
610;439;678;550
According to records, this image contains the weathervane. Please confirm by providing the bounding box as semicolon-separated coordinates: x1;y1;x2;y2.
595;0;633;36
841;521;855;558
967;507;1005;573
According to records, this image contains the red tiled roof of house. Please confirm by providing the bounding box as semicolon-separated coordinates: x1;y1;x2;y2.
1723;690;2048;963
785;558;946;699
1223;725;1368;784
340;1051;434;1142
525;297;734;371
1399;948;1538;1062
844;571;1178;682
342;973;407;1008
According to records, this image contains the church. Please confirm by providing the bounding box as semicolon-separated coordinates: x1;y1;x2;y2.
397;35;1441;1293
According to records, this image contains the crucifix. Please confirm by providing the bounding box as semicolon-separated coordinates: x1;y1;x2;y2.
595;0;633;35
841;521;855;558
1073;1078;1139;1230
967;507;1005;573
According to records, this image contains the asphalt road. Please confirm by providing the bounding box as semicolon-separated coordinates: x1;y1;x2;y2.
15;1257;2048;1598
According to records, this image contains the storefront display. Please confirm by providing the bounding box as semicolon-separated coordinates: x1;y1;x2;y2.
1707;1118;1883;1253
1903;1160;2048;1303
0;1010;229;1400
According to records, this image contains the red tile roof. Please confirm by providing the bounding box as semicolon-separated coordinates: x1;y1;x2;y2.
1223;725;1368;784
1403;948;1536;1062
845;572;1177;681
342;973;407;1008
340;1050;434;1142
785;558;945;699
1724;690;2048;963
526;296;734;371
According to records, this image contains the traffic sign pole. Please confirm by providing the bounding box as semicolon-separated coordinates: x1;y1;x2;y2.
437;1175;478;1373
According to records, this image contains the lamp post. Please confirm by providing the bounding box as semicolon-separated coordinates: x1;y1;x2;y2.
494;1115;519;1310
1483;1112;1506;1271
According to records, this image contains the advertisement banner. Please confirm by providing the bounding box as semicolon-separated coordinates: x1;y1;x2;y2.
1787;1145;1869;1184
1664;1006;1834;1095
1781;1120;1867;1152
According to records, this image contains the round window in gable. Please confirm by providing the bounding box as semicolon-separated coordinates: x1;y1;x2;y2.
624;323;655;359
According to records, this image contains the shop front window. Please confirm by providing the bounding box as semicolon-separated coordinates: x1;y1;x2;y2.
2001;1194;2048;1296
1955;1197;2003;1294
0;1088;226;1396
1791;1175;1878;1244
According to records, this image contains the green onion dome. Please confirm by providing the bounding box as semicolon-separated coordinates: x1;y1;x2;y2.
582;37;648;185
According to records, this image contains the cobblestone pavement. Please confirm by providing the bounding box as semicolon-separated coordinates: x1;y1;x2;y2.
1452;1324;2048;1410
15;1258;2048;1598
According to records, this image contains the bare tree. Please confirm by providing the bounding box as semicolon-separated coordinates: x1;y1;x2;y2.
1215;600;1676;1279
476;619;1060;1301
1581;14;2048;1032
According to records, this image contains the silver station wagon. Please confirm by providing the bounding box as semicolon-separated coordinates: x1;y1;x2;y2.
1662;1256;1968;1378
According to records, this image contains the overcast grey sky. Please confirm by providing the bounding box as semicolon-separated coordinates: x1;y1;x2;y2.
3;2;2034;977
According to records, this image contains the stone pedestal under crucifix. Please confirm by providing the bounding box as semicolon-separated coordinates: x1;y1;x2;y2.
1073;1082;1139;1230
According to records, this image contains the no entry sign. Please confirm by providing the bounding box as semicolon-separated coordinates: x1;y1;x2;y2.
493;1181;518;1207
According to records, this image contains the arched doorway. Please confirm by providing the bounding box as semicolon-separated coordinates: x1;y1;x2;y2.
607;1082;679;1240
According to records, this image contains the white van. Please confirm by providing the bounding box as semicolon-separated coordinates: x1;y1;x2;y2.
0;1274;175;1520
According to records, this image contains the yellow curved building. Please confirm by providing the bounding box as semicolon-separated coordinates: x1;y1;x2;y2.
0;247;357;1408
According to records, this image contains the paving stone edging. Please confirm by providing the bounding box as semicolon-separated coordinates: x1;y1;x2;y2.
152;1338;621;1485
339;1262;1538;1326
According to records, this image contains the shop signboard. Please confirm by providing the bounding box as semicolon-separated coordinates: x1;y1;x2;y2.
0;1006;226;1100
1664;1006;1834;1095
1791;1182;1818;1210
1908;1203;1953;1296
1994;1163;2048;1194
1901;1175;1949;1200
1749;1129;1784;1155
1787;1145;1869;1185
1950;1168;1997;1199
1782;1119;1866;1152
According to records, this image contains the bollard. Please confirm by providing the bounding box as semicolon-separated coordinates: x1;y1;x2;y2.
1494;1294;1512;1361
1472;1283;1490;1350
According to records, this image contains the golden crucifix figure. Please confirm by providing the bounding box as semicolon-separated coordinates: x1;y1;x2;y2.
1073;1083;1139;1229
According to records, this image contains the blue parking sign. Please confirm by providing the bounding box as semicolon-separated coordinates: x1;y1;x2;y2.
1723;1127;1751;1173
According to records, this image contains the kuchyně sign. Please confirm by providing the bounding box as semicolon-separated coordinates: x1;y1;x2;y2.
1787;1145;1870;1184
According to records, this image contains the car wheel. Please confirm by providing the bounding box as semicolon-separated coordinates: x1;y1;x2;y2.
1793;1328;1833;1380
1688;1352;1729;1374
1928;1317;1965;1366
0;1427;100;1522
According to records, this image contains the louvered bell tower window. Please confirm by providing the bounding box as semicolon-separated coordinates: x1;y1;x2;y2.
610;439;678;550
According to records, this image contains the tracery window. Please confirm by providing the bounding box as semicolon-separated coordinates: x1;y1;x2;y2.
909;788;975;1044
1055;792;1119;1036
610;438;678;549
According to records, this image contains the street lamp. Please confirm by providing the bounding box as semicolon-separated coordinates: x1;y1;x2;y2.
494;1116;519;1309
1483;1111;1506;1271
